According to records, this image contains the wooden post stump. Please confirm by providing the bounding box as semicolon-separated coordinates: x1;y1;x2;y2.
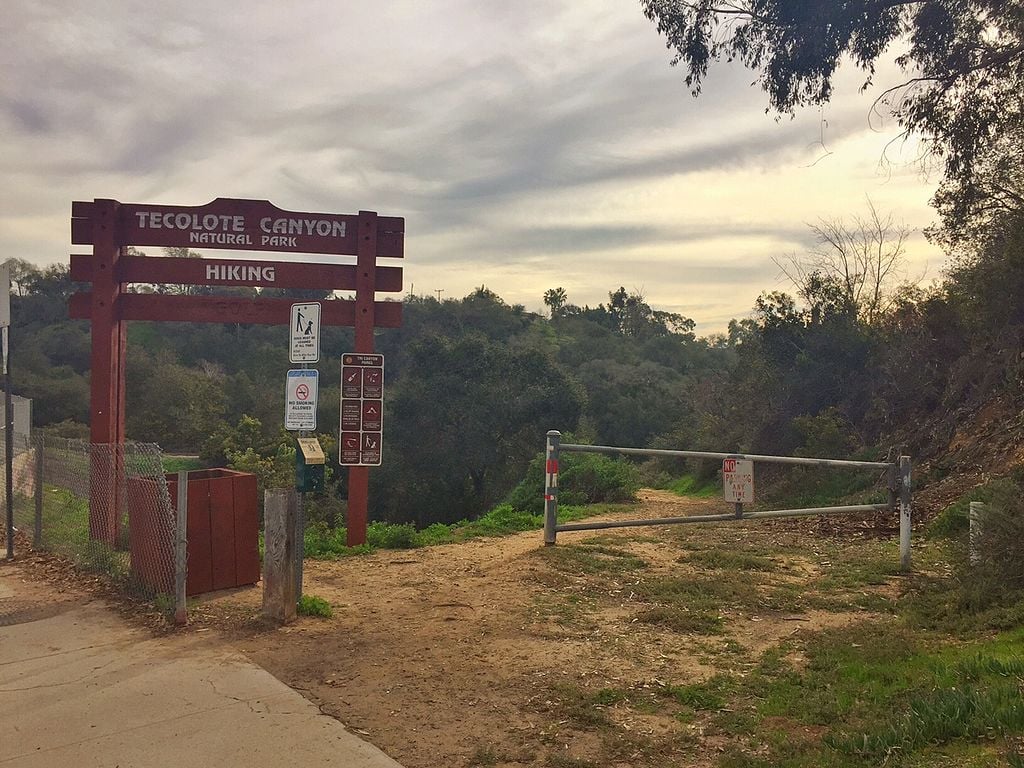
262;489;297;624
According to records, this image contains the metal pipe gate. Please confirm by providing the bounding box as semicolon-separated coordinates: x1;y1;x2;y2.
542;430;913;572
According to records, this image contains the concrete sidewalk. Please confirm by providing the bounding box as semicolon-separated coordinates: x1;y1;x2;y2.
0;568;403;768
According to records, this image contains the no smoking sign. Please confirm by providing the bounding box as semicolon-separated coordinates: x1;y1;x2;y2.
285;369;318;431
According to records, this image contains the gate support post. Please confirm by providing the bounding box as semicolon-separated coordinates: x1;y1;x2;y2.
898;455;912;573
543;431;560;546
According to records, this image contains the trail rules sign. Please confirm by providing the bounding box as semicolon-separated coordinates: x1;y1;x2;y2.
285;369;318;430
289;302;321;363
340;353;384;466
722;458;754;503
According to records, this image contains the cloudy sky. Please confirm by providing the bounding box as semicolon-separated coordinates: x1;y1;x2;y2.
1;1;945;334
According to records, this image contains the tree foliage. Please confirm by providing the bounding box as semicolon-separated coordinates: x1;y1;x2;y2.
641;0;1024;208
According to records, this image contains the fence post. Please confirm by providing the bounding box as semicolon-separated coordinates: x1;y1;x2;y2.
263;488;297;623
33;440;43;548
968;501;984;566
899;455;912;573
543;430;560;546
295;491;305;605
174;471;188;625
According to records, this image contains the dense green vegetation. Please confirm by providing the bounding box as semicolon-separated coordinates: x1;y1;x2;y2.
11;185;1024;529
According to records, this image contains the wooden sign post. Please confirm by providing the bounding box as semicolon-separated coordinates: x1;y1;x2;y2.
70;198;404;546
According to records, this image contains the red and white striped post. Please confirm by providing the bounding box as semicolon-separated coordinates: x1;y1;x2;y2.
543;430;560;546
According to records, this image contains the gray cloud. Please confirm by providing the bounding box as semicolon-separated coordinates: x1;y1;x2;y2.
0;0;941;333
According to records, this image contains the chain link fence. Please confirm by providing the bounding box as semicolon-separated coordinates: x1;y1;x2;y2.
2;434;184;619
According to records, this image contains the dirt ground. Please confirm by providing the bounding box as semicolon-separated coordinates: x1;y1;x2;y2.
183;491;904;768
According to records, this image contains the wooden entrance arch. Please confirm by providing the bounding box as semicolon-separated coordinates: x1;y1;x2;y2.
69;198;404;546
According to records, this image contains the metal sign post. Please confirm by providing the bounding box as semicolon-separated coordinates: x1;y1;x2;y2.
287;301;322;601
1;260;12;560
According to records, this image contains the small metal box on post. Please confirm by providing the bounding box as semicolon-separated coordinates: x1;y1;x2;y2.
295;437;325;494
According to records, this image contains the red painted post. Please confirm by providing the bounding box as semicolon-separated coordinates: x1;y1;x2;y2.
88;199;123;546
346;211;378;546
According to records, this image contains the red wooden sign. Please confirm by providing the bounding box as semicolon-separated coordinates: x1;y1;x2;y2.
70;254;404;292
72;198;404;256
71;198;403;548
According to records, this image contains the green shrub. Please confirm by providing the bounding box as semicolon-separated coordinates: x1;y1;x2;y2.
928;503;970;538
666;473;718;498
505;451;639;514
460;503;541;536
367;521;418;549
297;594;333;618
963;480;1024;594
791;407;860;459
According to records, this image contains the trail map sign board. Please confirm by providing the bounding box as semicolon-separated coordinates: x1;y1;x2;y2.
69;197;404;546
340;353;384;467
289;302;321;363
722;458;754;503
285;369;319;431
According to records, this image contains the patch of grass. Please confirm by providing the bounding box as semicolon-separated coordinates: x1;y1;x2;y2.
635;574;760;610
759;583;811;613
540;542;648;575
297;594;333;618
592;687;630;706
906;573;1024;634
660;675;734;711
467;745;501;767
829;684;1024;762
684;548;777;572
546;756;599;768
814;552;899;590
532;593;598;628
547;684;616;729
711;621;1024;767
301;503;631;560
634;605;724;635
667;473;719;498
806;591;895;613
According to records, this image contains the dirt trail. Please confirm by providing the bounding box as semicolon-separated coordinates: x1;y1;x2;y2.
230;494;714;765
204;491;895;768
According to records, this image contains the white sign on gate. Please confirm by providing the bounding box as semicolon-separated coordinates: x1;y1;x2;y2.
289;302;321;363
285;369;318;431
722;458;754;503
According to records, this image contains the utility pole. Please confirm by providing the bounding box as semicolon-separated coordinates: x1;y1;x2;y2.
435;288;444;301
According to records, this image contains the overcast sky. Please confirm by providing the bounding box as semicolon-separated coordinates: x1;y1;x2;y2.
1;1;944;334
